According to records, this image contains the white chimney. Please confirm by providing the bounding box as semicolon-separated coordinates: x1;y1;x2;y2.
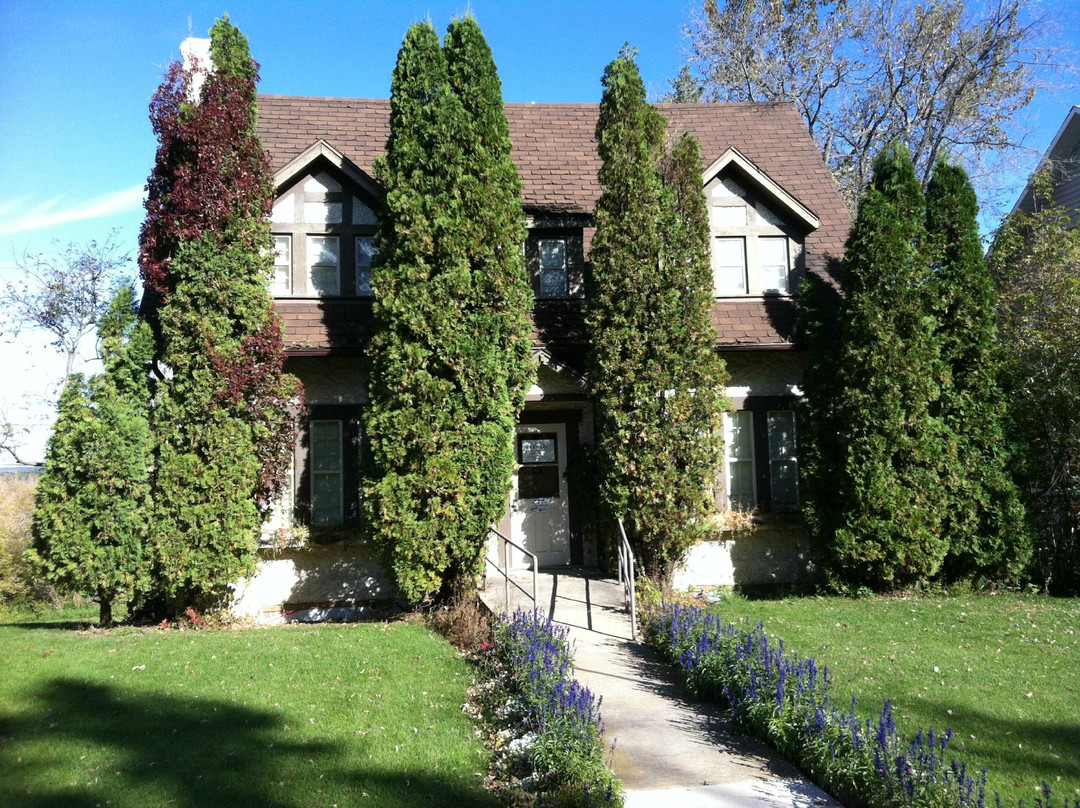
180;37;212;103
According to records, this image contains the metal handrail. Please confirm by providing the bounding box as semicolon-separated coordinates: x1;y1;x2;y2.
486;526;538;612
616;518;638;639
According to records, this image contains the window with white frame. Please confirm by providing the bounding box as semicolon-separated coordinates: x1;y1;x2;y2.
707;175;801;297
759;237;790;294
767;410;799;508
713;237;748;296
355;236;376;297
307;236;340;296
272;235;292;295
538;238;568;299
723;411;756;509
310;420;343;525
271;169;378;297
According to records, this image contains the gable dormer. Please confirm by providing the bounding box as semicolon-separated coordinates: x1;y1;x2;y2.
270;141;381;298
703;148;819;298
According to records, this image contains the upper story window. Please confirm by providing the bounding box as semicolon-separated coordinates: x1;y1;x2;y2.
271;167;378;297
539;239;568;298
526;228;584;300
272;235;292;295
355;236;377;297
308;236;340;296
706;175;803;298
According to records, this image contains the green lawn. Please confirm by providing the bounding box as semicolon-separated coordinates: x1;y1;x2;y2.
709;592;1080;806
0;607;496;808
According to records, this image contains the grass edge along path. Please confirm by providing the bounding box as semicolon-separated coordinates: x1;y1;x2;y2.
643;595;1079;808
704;593;1080;806
0;610;496;808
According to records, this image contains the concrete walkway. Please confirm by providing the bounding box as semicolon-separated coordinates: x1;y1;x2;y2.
480;568;840;808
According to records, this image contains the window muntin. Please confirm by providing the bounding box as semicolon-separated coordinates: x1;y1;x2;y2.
767;410;799;508
723;411;756;509
538;239;568;299
307;236;340;296
759;237;790;294
310;420;343;525
355;236;377;297
713;237;748;296
272;235;291;295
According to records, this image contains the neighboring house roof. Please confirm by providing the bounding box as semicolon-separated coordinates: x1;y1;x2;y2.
256;95;850;348
1012;105;1080;215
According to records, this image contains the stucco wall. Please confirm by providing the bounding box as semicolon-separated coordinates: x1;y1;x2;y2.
232;542;391;621
673;524;816;590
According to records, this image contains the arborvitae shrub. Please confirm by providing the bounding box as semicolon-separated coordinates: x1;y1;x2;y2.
364;18;533;605
587;50;727;584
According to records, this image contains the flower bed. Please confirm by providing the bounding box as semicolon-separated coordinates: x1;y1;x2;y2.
645;600;1077;808
473;608;622;807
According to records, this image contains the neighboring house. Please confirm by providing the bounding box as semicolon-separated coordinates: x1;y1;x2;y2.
1011;105;1080;217
234;96;850;618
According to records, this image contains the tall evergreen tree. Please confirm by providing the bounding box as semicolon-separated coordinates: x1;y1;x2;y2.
364;19;533;605
140;16;299;609
587;50;727;584
925;158;1028;583
29;287;154;626
808;143;950;589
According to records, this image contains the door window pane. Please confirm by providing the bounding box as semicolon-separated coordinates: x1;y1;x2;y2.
713;237;747;296
520;437;556;464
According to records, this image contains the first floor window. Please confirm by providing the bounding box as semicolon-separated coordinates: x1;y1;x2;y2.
767;410;799;509
713;237;748;296
307;235;340;296
723;410;756;509
272;235;292;295
356;236;376;297
310;420;343;525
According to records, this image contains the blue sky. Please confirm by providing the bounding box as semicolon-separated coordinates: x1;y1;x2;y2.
0;0;1077;461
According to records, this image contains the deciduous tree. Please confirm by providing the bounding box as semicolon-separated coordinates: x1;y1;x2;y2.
989;169;1080;594
681;0;1042;208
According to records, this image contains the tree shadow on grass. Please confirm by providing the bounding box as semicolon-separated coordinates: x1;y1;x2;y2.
917;697;1080;798
0;677;496;808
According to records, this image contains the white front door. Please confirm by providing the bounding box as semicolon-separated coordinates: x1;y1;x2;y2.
511;423;571;567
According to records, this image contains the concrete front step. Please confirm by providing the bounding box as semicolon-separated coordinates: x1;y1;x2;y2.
480;568;840;807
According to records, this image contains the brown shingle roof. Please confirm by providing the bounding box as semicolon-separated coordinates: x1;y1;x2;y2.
257;95;850;348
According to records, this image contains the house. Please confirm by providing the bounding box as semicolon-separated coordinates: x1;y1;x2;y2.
1011;105;1080;218
232;95;850;619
